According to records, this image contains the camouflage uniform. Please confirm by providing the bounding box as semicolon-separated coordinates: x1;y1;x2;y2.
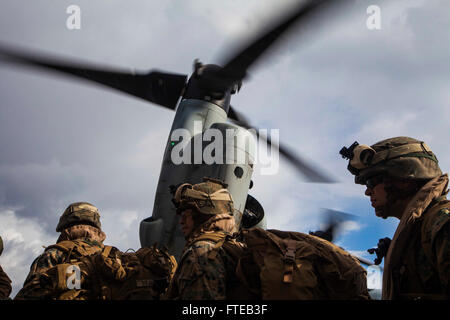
166;213;239;300
342;137;450;299
382;174;450;299
0;236;12;299
165;179;240;300
15;202;106;300
0;265;12;300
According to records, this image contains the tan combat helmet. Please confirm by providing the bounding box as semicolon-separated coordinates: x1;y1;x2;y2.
172;178;234;216
340;136;442;185
56;202;102;232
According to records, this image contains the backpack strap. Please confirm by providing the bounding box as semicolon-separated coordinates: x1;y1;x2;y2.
45;241;76;254
102;246;113;258
56;264;69;290
186;232;228;260
282;239;297;284
45;241;79;262
189;232;228;245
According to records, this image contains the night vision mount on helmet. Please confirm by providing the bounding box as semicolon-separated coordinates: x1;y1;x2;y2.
340;137;442;185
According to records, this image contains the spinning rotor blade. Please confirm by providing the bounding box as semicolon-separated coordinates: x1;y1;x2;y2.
223;1;346;183
229;106;335;183
0;45;187;110
316;208;357;242
309;209;375;265
218;0;344;82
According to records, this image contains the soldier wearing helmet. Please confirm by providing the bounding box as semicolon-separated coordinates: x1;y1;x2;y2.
0;236;12;299
341;137;450;299
165;178;244;300
15;202;107;299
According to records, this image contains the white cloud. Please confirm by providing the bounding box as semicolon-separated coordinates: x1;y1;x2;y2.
0;0;448;299
0;209;56;298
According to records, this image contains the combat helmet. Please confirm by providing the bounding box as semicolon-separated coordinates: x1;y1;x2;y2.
172;178;234;216
56;202;102;232
340;137;442;185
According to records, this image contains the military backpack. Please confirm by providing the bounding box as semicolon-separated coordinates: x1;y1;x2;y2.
191;228;370;300
37;241;177;300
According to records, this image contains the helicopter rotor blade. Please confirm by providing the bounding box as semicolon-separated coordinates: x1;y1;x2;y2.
229;106;335;183
218;0;345;82
309;209;375;265
0;44;187;110
318;208;357;241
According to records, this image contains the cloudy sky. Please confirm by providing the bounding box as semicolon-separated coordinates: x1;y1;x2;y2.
0;0;449;297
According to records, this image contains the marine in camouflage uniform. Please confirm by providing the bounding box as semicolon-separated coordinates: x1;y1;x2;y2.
15;202;106;300
165;178;242;300
342;137;450;299
0;236;12;299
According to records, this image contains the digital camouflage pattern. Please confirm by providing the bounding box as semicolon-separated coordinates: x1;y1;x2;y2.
56;202;102;232
382;174;450;299
14;229;104;300
351;137;442;185
344;136;450;299
165;213;239;300
172;178;234;216
81;245;177;300
16;244;177;300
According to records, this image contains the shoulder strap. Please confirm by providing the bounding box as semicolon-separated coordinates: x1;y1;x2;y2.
102;245;113;258
45;240;77;254
45;240;103;262
186;232;227;250
189;232;227;244
186;232;231;261
45;241;78;262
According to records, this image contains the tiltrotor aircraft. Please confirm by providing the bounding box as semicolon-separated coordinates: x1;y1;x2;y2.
0;0;378;264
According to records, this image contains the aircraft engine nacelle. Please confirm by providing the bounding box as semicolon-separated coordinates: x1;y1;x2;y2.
139;97;255;259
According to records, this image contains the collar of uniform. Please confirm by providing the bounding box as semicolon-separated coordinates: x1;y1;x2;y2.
184;213;236;248
382;173;449;299
403;173;449;224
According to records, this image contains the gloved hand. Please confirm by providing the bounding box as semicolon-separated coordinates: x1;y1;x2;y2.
367;237;391;265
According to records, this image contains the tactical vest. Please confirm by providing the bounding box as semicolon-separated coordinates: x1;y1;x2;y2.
190;228;370;300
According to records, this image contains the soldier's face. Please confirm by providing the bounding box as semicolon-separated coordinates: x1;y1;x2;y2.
364;176;388;217
179;209;195;237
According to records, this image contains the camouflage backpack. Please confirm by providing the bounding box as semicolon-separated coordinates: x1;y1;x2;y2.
91;245;177;300
37;242;177;300
30;239;106;300
193;228;370;300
